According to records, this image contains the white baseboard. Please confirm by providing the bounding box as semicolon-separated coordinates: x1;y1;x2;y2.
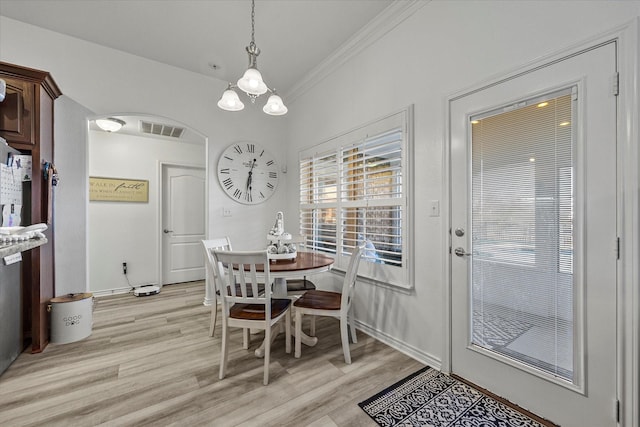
355;319;441;370
91;286;131;298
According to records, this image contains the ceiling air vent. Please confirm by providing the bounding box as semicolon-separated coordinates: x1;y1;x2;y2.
139;120;185;139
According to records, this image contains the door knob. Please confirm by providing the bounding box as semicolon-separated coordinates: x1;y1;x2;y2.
454;247;472;257
163;229;174;234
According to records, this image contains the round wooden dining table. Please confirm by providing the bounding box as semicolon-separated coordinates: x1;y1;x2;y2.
264;251;335;297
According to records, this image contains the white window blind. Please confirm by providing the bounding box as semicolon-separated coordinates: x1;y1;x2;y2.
299;108;412;288
470;88;575;381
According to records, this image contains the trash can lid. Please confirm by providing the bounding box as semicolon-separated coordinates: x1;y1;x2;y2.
50;293;93;303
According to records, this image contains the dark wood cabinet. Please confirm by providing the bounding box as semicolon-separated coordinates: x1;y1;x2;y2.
0;62;62;353
0;76;35;146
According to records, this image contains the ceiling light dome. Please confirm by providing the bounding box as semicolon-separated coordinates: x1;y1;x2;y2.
237;67;268;96
263;93;287;116
95;118;126;132
217;86;245;111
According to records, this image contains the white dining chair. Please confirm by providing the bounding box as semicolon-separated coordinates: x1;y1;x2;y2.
213;249;292;385
202;237;233;337
293;243;365;364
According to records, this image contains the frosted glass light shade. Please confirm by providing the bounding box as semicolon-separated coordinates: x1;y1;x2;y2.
237;67;268;96
217;88;245;111
95;118;125;132
263;94;288;116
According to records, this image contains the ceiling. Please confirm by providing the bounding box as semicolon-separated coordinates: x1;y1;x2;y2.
0;0;397;98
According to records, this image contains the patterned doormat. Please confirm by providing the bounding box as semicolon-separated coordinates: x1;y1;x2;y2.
358;367;548;427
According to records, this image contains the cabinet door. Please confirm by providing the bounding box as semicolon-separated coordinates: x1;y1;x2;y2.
0;76;35;146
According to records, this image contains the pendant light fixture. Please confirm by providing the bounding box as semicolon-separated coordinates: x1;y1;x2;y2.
217;0;287;116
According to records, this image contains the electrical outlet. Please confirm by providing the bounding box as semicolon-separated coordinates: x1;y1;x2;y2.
122;262;127;275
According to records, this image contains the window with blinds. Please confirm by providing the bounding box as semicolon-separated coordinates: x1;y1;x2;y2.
470;88;575;381
299;108;412;287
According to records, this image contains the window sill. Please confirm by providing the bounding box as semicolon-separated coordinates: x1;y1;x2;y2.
329;268;414;294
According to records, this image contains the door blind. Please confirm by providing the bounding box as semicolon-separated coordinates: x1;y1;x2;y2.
470;88;575;381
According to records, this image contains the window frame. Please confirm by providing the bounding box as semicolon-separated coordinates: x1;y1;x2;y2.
298;106;414;290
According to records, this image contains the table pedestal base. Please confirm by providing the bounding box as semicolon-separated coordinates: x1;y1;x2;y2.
254;321;317;358
254;277;318;358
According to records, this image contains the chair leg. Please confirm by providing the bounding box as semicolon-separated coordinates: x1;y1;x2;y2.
242;328;250;349
285;310;291;354
263;325;271;385
309;315;316;336
340;316;352;364
209;301;217;337
219;318;230;380
349;308;357;343
295;309;302;358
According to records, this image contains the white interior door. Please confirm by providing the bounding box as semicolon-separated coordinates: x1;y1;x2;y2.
162;164;205;285
450;43;617;427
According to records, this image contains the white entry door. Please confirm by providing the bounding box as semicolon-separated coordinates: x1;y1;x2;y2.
450;43;617;427
162;164;206;285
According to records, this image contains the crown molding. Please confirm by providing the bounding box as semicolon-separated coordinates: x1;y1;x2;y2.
285;0;428;103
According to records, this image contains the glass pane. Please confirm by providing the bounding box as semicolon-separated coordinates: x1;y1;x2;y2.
300;207;337;254
340;206;403;266
340;131;402;201
300;153;338;204
470;91;574;381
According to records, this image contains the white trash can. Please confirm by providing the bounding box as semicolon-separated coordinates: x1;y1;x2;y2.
49;293;93;344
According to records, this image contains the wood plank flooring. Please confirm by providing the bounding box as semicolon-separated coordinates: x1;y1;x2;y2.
0;281;425;426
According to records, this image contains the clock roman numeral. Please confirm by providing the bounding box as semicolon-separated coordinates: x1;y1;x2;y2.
234;144;242;154
267;182;274;190
247;143;255;153
223;178;233;190
259;191;265;199
233;189;242;199
269;172;278;179
224;155;233;161
245;192;252;202
219;168;230;174
259;149;265;157
266;160;274;166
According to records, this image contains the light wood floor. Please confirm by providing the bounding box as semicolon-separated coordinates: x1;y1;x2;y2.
0;281;425;427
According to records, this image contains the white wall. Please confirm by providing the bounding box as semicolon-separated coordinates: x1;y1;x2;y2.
88;131;204;294
0;16;289;296
53;95;93;296
284;1;640;366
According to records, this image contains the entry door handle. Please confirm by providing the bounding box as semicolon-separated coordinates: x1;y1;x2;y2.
454;247;472;257
163;229;174;234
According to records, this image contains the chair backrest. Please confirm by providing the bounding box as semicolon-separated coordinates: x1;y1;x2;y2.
202;237;233;282
290;234;307;249
212;250;272;318
340;243;366;313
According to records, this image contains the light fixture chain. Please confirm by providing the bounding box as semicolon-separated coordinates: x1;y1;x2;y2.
250;0;256;46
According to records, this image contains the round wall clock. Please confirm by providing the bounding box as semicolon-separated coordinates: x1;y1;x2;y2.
217;142;279;204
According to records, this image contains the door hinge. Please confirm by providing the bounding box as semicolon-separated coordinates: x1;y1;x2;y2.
616;237;620;260
613;72;620;96
616;399;620;422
